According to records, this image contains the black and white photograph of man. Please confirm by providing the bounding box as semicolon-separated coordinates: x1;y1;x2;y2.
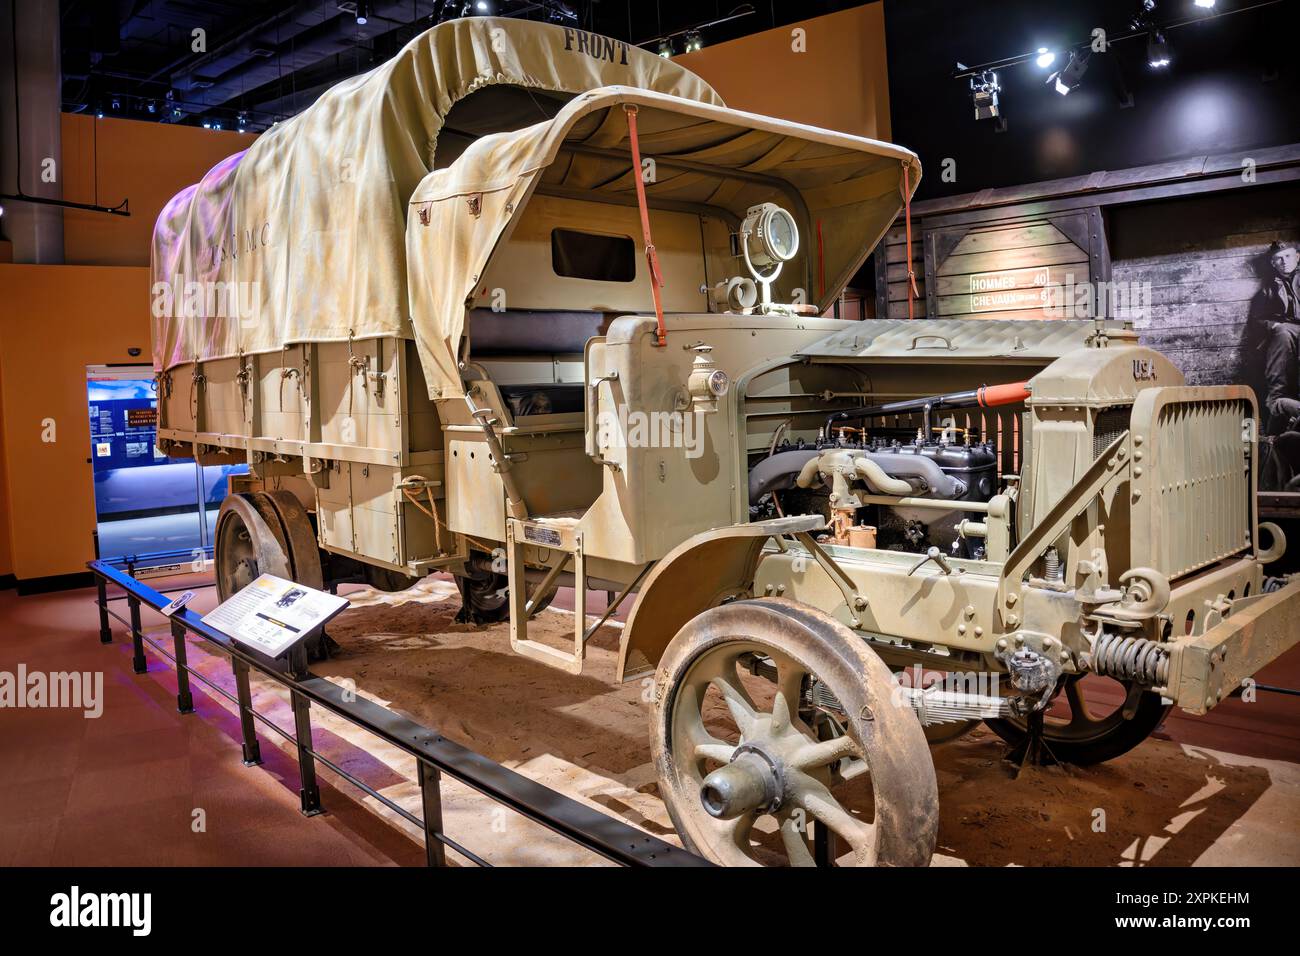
1255;241;1300;490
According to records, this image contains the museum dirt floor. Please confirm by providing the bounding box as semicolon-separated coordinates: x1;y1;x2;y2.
3;573;1299;866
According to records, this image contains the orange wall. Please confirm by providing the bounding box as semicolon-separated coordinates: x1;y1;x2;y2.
674;3;891;141
61;113;253;266
0;358;11;578
0;265;151;579
0;115;249;583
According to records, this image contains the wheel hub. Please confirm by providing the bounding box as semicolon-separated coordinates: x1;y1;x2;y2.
699;744;784;818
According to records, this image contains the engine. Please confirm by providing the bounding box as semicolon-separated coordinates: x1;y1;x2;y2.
748;382;1028;559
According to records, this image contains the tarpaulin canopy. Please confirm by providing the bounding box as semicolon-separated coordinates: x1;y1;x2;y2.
150;16;722;372
406;87;919;397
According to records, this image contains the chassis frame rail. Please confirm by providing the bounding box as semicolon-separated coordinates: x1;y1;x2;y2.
89;559;708;868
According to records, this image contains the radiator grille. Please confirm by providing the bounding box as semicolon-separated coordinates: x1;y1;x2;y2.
1094;406;1131;458
1148;399;1251;578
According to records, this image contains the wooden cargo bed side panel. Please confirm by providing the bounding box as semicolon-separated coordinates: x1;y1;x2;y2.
257;344;309;442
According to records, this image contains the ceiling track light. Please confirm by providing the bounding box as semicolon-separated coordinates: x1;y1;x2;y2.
1147;29;1171;68
1194;0;1216;8
684;30;703;53
970;69;1001;120
657;38;673;58
1034;47;1057;69
1048;49;1089;95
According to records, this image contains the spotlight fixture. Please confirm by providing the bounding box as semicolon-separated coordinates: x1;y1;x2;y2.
684;29;703;53
970;69;1001;120
1147;29;1171;68
475;0;491;11
544;2;576;23
110;97;121;111
146;100;156;114
1193;0;1215;8
355;1;369;24
657;38;672;58
1034;47;1056;69
202;121;212;129
1048;50;1089;95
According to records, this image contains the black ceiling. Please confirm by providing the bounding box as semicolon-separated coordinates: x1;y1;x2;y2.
58;0;863;132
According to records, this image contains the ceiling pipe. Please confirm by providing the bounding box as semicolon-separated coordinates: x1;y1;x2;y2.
0;0;65;262
172;0;438;114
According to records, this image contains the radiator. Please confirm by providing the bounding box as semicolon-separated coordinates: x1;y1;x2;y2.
1130;388;1255;580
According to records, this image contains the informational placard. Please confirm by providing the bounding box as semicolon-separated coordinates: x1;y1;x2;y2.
202;574;349;658
969;266;1054;313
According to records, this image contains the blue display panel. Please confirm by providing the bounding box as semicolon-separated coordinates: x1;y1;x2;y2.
87;372;247;566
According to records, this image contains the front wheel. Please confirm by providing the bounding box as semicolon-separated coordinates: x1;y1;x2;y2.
651;599;938;867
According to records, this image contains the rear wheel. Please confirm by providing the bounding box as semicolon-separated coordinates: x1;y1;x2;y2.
214;491;332;659
984;674;1170;765
651;599;938;867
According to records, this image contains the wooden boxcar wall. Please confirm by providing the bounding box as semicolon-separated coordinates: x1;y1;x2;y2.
872;181;1299;395
1109;183;1300;389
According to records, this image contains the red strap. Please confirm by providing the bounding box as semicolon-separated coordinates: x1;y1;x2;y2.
816;219;825;301
624;105;667;347
901;163;919;319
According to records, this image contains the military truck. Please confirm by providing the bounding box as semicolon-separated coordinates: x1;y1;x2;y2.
152;17;1300;867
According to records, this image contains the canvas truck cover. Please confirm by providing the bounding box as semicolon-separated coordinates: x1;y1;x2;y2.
150;17;722;373
406;87;920;397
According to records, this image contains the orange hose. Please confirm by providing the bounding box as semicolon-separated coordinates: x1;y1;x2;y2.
978;381;1032;407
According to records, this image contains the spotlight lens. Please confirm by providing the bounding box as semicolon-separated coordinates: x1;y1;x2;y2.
1035;48;1056;68
766;208;798;261
1194;0;1215;7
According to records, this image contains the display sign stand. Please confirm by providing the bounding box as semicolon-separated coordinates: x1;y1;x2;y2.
201;575;350;814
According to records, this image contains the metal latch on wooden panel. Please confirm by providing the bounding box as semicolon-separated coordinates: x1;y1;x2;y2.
235;351;251;398
346;330;386;411
189;366;206;421
278;345;300;411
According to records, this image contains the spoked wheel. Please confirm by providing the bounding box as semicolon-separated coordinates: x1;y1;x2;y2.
651;599;938;867
984;674;1171;766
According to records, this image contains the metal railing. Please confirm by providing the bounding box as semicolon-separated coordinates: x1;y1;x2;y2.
89;559;708;868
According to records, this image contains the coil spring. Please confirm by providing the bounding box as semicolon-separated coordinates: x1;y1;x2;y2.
1092;631;1169;686
1043;547;1063;582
